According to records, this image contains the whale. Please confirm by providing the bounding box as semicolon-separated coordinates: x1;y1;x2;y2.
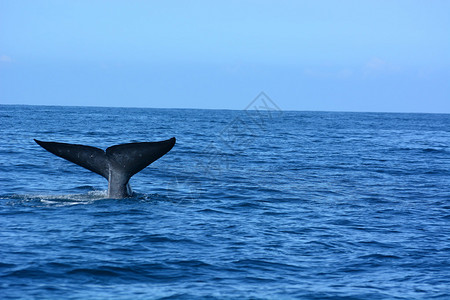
34;137;176;198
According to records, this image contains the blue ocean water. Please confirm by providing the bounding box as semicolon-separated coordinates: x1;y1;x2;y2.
1;104;449;299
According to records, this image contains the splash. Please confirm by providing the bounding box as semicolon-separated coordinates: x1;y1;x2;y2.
2;190;108;207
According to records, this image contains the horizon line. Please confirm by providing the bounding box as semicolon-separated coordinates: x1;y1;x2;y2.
1;103;449;115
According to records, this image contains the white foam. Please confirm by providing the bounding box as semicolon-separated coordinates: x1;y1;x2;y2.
6;190;109;207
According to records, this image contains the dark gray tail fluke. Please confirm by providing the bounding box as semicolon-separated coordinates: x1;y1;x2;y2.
34;138;176;198
34;139;110;178
105;138;176;178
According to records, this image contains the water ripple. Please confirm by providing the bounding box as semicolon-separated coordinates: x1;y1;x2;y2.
1;107;449;299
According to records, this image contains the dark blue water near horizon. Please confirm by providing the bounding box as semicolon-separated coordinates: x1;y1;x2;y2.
1;104;449;299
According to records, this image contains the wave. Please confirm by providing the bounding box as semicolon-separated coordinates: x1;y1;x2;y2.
1;190;107;207
0;190;176;208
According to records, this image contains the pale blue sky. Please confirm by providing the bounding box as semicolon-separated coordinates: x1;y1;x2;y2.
1;0;449;112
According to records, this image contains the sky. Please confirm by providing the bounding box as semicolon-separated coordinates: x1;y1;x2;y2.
0;0;449;113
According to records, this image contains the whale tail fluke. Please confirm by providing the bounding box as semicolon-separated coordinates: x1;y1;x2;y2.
34;139;110;178
106;138;176;178
34;137;176;198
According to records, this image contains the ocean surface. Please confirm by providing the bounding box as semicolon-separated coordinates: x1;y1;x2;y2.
1;104;449;299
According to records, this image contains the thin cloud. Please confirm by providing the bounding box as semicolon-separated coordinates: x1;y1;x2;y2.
365;57;387;70
363;57;400;77
0;55;13;63
303;68;353;79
